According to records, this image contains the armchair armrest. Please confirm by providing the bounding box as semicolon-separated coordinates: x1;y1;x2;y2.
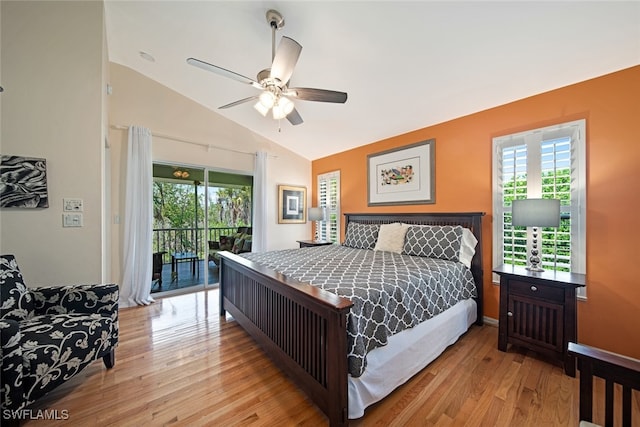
30;283;119;317
1;319;24;411
208;240;220;250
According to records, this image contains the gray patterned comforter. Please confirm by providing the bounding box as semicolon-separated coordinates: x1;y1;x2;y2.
241;245;476;377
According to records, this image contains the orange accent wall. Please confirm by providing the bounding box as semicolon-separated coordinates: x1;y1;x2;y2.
312;65;640;359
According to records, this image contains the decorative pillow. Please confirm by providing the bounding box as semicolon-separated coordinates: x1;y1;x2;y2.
343;222;379;250
241;238;252;253
219;235;235;251
374;223;410;254
232;237;245;254
459;228;478;268
403;225;463;262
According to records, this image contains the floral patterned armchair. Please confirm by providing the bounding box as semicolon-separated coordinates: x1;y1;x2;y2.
0;254;119;421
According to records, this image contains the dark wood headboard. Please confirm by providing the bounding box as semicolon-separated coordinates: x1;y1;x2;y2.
344;212;485;325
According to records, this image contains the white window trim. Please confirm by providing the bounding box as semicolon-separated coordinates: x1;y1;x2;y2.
492;119;586;298
317;170;340;243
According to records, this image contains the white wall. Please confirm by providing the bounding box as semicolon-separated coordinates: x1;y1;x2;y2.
108;64;311;284
0;1;106;285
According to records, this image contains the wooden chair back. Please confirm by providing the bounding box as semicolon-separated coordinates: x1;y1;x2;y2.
568;342;640;427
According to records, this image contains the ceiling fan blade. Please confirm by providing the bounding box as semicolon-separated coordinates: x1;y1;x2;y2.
287;87;348;103
287;108;303;126
219;95;260;109
187;58;262;89
270;36;302;84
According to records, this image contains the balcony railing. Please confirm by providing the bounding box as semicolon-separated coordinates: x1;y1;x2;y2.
153;226;244;263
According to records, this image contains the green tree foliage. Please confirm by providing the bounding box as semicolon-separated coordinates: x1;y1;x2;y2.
153;181;252;230
210;186;252;228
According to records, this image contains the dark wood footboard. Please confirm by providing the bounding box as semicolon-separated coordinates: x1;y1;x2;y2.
219;212;484;425
219;252;353;426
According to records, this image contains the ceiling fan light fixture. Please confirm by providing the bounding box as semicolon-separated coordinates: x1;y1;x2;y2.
258;90;276;108
272;96;294;119
254;101;270;116
187;8;347;127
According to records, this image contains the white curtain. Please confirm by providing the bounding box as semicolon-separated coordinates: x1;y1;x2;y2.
121;126;154;306
252;151;268;252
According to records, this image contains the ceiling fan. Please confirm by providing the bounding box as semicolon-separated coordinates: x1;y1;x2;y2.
187;9;347;126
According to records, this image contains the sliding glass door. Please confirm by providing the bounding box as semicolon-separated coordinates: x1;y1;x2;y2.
151;163;252;294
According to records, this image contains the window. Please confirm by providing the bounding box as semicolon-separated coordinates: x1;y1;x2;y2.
317;170;340;243
492;119;586;294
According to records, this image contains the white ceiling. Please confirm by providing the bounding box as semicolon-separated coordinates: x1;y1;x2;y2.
105;1;640;160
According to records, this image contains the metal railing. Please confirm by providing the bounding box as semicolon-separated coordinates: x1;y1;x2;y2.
152;226;246;263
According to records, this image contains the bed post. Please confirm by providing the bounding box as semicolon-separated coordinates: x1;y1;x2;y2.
326;309;349;426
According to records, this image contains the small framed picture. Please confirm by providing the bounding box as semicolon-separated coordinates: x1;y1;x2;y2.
278;185;306;224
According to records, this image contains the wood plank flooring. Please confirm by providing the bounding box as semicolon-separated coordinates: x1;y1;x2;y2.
22;289;639;426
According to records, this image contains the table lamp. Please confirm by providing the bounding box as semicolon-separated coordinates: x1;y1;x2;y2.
512;198;560;272
308;207;327;241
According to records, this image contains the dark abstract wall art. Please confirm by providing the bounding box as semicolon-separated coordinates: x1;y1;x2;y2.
0;155;49;208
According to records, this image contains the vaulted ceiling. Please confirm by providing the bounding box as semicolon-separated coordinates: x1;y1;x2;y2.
105;1;640;160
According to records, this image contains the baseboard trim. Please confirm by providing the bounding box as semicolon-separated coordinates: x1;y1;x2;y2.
483;316;498;327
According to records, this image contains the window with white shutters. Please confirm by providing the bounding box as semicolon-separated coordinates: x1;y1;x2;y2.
493;119;586;294
317;171;340;243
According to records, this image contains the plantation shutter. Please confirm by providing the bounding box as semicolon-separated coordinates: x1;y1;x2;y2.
317;171;340;243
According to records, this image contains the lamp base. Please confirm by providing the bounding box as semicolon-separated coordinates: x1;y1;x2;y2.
527;233;545;272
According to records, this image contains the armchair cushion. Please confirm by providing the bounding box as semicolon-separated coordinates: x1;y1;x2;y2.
0;254;119;416
19;312;115;402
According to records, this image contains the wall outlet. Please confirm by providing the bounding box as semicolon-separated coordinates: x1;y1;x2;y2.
63;198;83;212
63;213;83;227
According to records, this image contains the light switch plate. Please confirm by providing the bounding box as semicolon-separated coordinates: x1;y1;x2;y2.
63;213;83;227
63;198;83;212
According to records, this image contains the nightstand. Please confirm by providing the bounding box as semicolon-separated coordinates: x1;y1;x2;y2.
297;240;333;248
493;264;586;377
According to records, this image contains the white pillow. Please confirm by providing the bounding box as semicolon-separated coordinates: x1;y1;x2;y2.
459;228;478;268
374;223;410;254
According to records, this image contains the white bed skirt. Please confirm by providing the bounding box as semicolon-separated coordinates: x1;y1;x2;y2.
348;298;477;419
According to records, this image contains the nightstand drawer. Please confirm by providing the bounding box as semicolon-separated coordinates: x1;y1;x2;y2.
510;279;564;303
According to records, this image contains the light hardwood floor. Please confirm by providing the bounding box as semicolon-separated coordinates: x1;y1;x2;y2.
23;289;638;426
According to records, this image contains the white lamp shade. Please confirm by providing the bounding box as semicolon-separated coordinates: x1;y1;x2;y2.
258;91;276;108
308;207;326;221
253;101;270;116
272;97;294;120
512;198;560;227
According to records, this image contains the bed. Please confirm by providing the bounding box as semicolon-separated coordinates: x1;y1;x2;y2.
218;212;484;426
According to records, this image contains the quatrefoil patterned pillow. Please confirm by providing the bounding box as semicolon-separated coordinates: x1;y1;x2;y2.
403;225;463;262
343;222;380;250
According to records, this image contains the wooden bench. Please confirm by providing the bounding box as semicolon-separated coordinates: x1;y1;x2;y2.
568;342;640;427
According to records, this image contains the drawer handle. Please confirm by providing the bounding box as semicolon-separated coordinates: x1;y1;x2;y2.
507;311;513;317
530;285;538;292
